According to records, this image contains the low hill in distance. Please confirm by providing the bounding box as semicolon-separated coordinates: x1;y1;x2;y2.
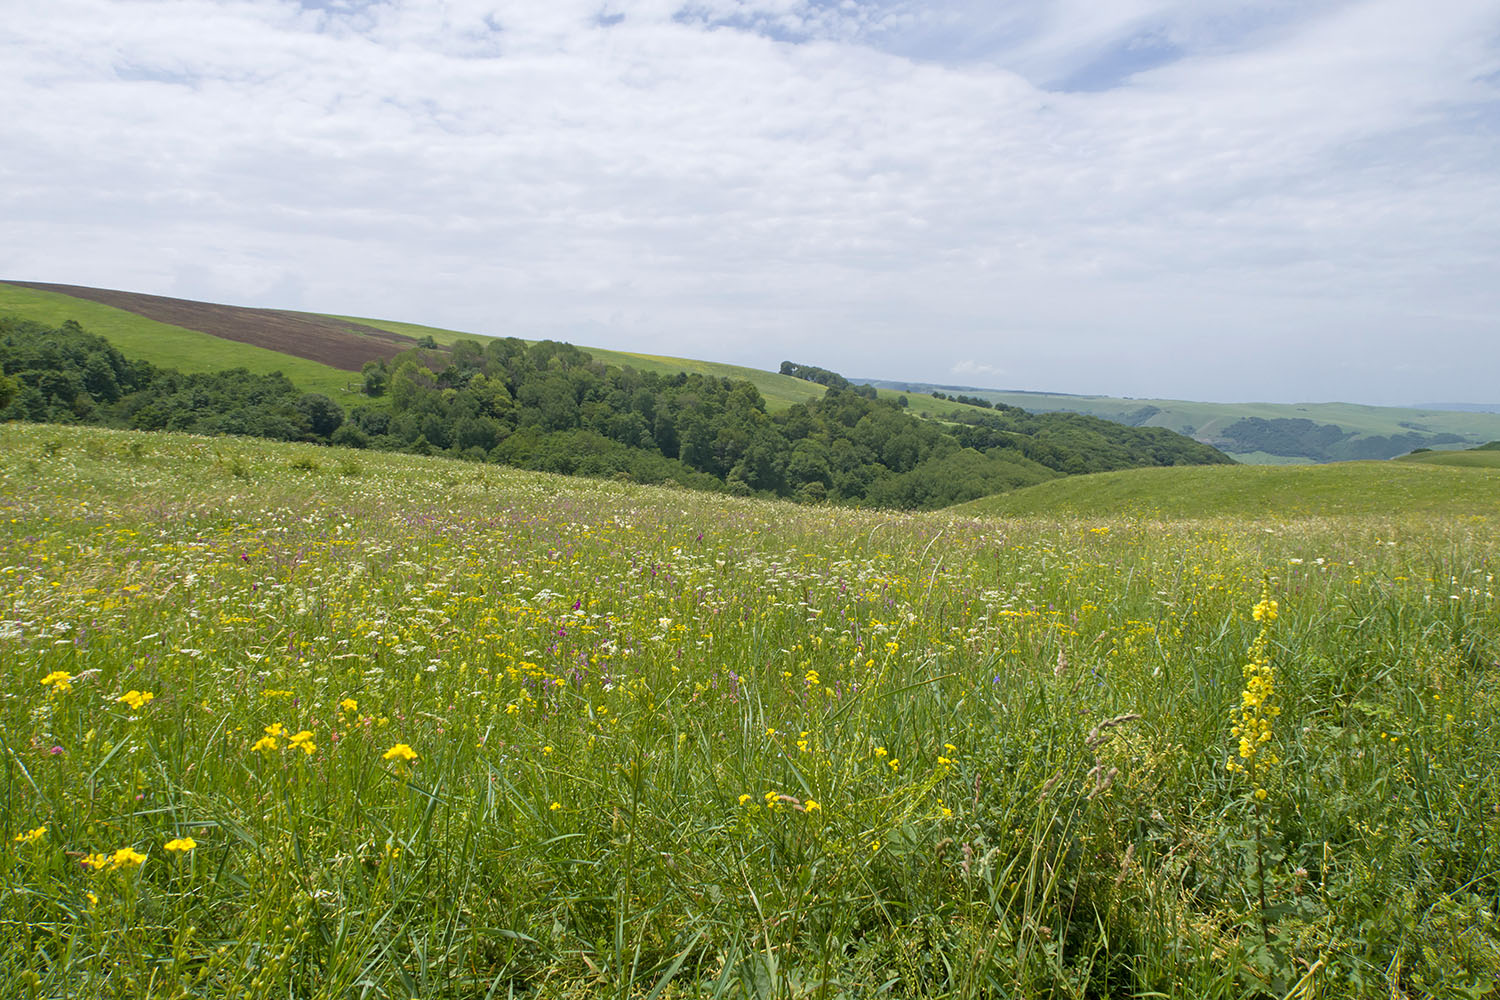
948;461;1500;520
1394;441;1500;469
862;380;1500;465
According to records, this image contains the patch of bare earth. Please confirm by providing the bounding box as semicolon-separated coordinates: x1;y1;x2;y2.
8;281;431;371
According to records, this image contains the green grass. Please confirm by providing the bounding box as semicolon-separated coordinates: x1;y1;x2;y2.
0;283;367;405
949;460;1500;519
3;421;1499;997
1396;448;1500;468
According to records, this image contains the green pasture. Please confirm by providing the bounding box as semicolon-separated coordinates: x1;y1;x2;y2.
1396;447;1500;469
3;421;1499;997
952;460;1500;520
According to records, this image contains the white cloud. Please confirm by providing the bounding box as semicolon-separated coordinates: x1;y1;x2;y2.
950;360;1006;381
1;0;1497;404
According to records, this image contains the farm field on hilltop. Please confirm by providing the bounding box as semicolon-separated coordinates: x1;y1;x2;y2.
0;283;367;404
3;423;1498;998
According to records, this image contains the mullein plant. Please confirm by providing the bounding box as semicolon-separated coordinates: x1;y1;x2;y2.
1227;584;1280;940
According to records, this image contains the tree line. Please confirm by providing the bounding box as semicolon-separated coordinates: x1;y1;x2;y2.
1;316;1231;509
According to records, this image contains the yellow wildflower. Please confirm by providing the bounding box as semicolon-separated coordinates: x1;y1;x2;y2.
549;801;561;811
738;793;753;806
164;837;197;853
13;825;46;845
40;671;72;693
339;698;358;714
382;743;417;762
288;731;316;755
81;853;109;870
251;736;277;752
803;799;821;813
117;690;154;711
109;847;147;869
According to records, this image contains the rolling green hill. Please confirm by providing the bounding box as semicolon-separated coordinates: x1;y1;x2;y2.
0;281;1051;423
1395;442;1500;468
863;381;1500;464
0;283;369;404
331;314;836;412
949;461;1500;520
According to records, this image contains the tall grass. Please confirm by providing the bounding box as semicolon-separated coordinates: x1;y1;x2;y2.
3;423;1498;998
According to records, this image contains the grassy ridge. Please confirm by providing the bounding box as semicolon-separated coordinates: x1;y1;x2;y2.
330;314;1002;418
1396;448;1500;469
332;314;835;412
950;461;1500;519
863;382;1500;462
3;421;1499;997
0;283;364;403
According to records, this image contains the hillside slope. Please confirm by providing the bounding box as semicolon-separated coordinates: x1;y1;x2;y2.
948;461;1500;519
0;282;369;403
862;380;1500;464
1395;442;1500;468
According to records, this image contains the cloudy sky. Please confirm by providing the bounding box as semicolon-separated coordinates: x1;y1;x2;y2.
4;0;1498;404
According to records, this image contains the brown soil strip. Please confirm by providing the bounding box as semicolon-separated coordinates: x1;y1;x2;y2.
7;281;429;371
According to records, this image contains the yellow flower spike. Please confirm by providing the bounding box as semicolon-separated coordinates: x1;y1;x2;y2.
164;837;197;853
382;743;418;762
339;698;358;714
738;793;752;806
803;800;821;813
81;853;109;871
251;736;277;753
40;671;72;693
13;826;46;845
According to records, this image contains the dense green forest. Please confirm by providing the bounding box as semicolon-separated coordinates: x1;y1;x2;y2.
1211;416;1466;462
1;316;1230;508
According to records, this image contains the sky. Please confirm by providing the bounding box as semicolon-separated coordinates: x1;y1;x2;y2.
3;0;1498;405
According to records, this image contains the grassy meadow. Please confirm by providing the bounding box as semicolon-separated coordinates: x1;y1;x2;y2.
952;461;1500;520
1396;449;1500;470
4;422;1500;998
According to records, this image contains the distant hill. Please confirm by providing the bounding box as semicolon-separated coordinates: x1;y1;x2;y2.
948;461;1500;520
1;295;1231;510
861;380;1500;464
1394;441;1500;469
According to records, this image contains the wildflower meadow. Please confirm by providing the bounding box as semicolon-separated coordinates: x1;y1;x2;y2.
3;422;1498;998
